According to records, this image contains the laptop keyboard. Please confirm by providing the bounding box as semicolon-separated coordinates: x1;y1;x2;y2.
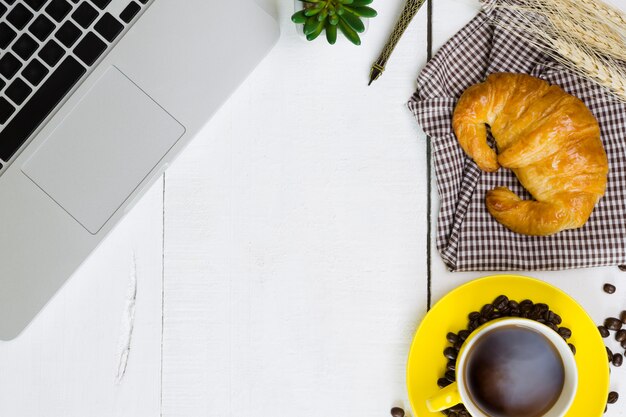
0;0;150;169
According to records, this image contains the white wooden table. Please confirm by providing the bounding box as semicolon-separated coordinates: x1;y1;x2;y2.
1;0;625;416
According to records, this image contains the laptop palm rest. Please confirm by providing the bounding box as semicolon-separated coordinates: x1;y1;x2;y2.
22;66;185;234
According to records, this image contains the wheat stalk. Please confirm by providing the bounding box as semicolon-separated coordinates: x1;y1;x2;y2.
493;0;626;102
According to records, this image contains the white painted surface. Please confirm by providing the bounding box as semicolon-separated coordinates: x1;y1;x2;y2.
3;0;626;416
0;179;163;417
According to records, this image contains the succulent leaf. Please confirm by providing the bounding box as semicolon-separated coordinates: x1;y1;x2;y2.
306;18;325;41
325;21;338;44
304;15;320;35
340;12;365;32
291;10;307;24
345;5;377;17
338;17;361;45
351;0;373;5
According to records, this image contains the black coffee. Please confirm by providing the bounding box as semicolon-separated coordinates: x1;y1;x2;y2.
464;325;565;417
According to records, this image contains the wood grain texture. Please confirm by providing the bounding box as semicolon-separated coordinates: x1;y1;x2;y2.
0;180;164;417
430;1;626;415
162;0;429;415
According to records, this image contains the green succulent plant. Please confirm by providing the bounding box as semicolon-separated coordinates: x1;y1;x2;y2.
291;0;377;45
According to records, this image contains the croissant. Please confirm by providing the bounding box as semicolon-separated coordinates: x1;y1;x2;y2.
452;73;609;236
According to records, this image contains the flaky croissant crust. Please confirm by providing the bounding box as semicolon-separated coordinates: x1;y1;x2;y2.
453;73;609;236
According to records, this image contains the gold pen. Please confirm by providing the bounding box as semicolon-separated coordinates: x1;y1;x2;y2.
369;0;428;85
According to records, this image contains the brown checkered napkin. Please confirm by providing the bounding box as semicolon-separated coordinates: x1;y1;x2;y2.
407;0;626;272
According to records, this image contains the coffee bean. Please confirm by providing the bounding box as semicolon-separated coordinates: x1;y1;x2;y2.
604;283;617;294
558;327;572;339
508;300;519;310
537;318;547;324
620;311;626;324
547;322;559;332
509;309;520;317
608;391;619;404
445;370;456;382
444;347;458;360
493;295;509;310
605;317;623;331
552;313;562;325
449;405;464;412
520;299;533;312
607;347;614;362
619;265;626;272
568;343;576;355
616;330;626;343
599;325;610;338
478;316;488;325
491;312;502;319
447;360;456;372
390;407;405;417
438;378;452;388
453;340;463;350
468;311;480;321
613;353;623;367
481;304;494;317
458;330;470;341
441;410;450;416
446;332;458;344
469;320;479;331
544;310;555;322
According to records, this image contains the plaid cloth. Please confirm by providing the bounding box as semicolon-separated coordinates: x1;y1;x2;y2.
408;0;626;272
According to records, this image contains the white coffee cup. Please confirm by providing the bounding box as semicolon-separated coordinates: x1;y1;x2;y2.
426;318;578;417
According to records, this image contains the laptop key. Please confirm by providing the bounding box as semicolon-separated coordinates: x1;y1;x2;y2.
0;22;17;49
0;52;22;79
0;4;7;18
119;1;139;23
45;0;72;22
24;0;47;11
3;0;16;4
0;97;15;124
12;33;38;60
0;78;6;91
89;0;110;10
73;31;105;66
94;12;122;42
6;78;32;105
29;14;55;41
72;2;98;29
55;20;81;47
22;58;48;85
38;39;64;66
7;4;34;30
0;56;85;160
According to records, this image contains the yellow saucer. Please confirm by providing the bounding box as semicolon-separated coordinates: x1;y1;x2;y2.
407;275;609;417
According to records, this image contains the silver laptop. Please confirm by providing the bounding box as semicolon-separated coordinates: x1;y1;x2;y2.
0;0;279;339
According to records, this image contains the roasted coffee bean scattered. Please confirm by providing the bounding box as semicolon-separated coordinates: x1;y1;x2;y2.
445;370;456;382
446;332;458;344
605;317;623;331
481;303;494;317
390;407;405;417
558;327;572;339
568;343;576;355
446;360;455;371
620;311;626;324
619;265;626;272
437;378;451;388
613;353;623;367
493;295;509;310
621;339;626;350
616;329;626;343
607;347;614;362
468;311;480;321
608;391;619;404
599;325;610;338
443;347;458;360
458;330;470;341
604;283;617;294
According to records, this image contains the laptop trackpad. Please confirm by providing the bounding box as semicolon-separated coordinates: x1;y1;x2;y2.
22;67;185;234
